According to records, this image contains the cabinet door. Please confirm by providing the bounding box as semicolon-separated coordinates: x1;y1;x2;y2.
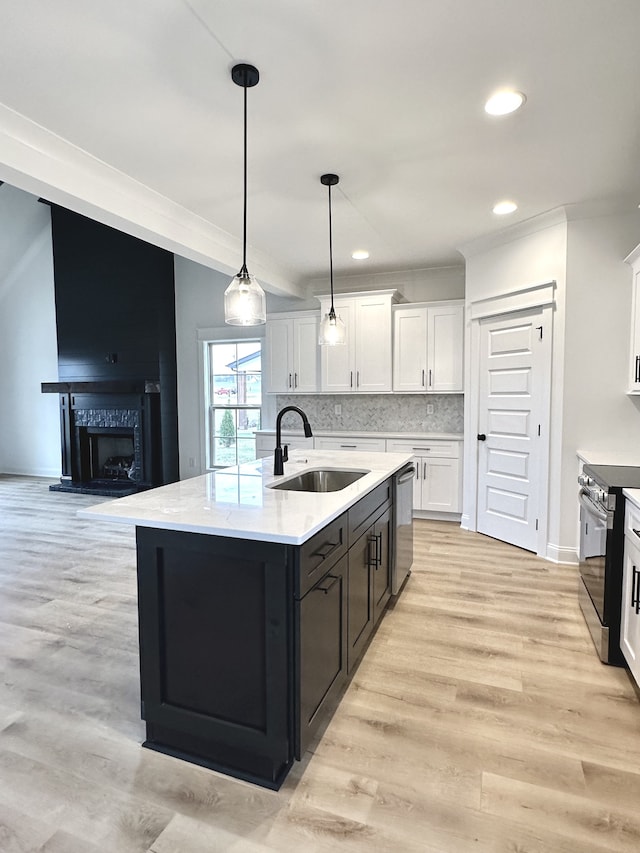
265;318;293;393
297;555;347;756
629;267;640;392
393;307;427;392
427;303;464;392
421;457;460;512
293;315;319;393
622;535;640;687
355;295;393;392
136;527;292;788
347;526;375;672
372;506;391;623
320;299;356;392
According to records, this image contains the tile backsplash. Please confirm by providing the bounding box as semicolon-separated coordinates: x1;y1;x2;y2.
274;394;463;434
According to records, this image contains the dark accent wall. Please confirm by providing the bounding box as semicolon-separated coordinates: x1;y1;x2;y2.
49;205;179;483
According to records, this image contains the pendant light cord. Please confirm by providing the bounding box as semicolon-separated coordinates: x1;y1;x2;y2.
241;74;248;276
328;183;335;313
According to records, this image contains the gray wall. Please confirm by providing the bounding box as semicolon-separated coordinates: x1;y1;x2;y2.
0;186;60;476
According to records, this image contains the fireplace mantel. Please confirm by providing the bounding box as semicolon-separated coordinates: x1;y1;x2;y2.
42;380;160;394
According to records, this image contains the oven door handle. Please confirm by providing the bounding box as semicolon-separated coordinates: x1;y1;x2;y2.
578;490;610;526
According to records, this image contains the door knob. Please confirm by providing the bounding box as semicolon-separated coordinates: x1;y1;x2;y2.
477;433;487;441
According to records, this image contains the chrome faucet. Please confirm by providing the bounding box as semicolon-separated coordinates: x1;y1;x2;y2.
274;406;313;475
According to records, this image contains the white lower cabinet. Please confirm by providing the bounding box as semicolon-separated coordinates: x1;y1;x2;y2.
622;499;640;687
313;436;386;453
387;438;461;514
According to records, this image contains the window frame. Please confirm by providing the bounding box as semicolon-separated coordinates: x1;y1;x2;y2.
205;338;262;471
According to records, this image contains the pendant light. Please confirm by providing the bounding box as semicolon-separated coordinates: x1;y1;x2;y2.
318;173;346;346
224;63;266;326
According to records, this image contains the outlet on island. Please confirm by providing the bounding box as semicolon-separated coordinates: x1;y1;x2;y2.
334;404;342;415
426;403;434;415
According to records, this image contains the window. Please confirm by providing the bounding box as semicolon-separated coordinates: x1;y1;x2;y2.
206;341;262;469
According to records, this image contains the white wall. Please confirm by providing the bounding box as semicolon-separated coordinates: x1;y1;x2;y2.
462;206;640;561
559;210;640;548
0;186;60;476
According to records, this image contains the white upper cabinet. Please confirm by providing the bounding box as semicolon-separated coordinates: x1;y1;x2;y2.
265;312;319;393
393;300;464;393
320;291;396;393
626;244;640;393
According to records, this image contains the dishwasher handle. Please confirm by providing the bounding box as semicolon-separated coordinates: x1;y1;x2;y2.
396;464;416;484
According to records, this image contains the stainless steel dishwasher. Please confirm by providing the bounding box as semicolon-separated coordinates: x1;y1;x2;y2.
392;463;415;594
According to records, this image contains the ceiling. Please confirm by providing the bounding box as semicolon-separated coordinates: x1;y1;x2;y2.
1;0;640;295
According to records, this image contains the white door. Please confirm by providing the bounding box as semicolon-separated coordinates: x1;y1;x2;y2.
476;308;549;552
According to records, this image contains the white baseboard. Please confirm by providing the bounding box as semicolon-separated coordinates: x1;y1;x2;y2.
460;513;471;530
545;542;579;565
413;510;462;523
0;466;61;479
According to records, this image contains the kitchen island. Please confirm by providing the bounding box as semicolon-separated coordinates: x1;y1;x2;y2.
79;449;413;788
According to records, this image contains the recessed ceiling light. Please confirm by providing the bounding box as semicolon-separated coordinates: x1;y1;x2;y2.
352;250;369;260
493;200;518;215
485;90;526;116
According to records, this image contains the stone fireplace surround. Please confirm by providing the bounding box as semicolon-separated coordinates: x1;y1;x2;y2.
42;380;163;497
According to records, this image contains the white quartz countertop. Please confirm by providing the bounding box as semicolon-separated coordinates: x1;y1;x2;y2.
255;429;463;441
577;449;640;466
77;450;413;545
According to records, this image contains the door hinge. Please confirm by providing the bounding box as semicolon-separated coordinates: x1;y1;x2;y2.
535;518;539;531
536;325;543;340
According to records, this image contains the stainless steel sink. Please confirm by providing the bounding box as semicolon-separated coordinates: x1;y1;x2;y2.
268;468;368;492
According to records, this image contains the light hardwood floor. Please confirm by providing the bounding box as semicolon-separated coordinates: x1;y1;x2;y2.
1;474;639;852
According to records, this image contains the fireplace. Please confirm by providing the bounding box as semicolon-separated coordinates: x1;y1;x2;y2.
42;380;164;496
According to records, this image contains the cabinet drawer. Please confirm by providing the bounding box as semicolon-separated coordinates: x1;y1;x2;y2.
297;512;348;598
314;436;386;452
626;498;640;541
386;438;460;458
348;479;392;545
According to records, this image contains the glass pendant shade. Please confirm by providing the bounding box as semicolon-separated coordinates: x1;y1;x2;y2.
224;270;266;326
318;306;346;345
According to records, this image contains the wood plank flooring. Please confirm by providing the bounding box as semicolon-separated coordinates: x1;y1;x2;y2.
1;474;639;852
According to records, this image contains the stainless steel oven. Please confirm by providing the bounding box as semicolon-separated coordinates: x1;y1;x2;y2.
578;464;640;664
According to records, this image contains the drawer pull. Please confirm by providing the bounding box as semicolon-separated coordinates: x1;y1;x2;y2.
412;447;431;451
311;540;340;558
316;574;340;595
340;444;357;449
